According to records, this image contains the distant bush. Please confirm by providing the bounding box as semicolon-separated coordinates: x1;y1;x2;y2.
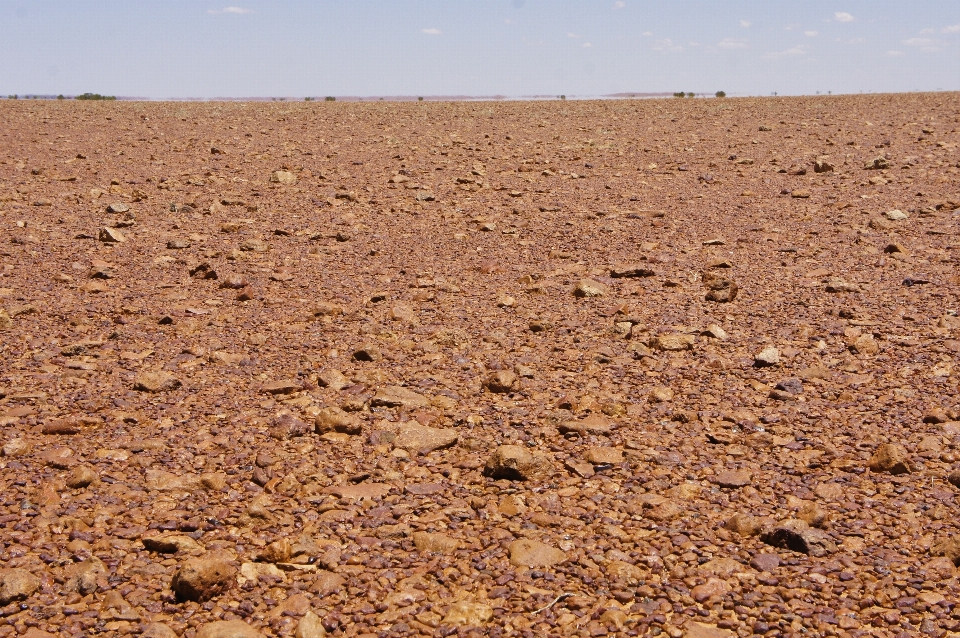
715;91;726;98
325;96;335;102
687;92;694;98
560;95;566;100
673;92;683;98
8;95;16;100
418;96;424;101
57;94;65;100
304;97;313;101
76;93;116;101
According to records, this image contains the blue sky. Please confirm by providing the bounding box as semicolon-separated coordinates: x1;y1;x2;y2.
1;0;958;98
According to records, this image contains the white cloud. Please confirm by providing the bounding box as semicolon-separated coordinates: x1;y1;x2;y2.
641;31;652;36
207;6;253;14
903;37;934;46
763;45;808;59
944;24;960;34
613;1;626;8
717;38;748;49
805;30;818;37
421;28;441;35
887;50;904;56
920;28;936;35
740;20;751;28
652;38;682;52
834;12;854;22
582;42;593;48
567;32;580;39
504;18;515;24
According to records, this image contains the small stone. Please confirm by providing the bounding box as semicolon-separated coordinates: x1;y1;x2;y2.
813;158;834;173
850;333;880;355
750;553;780;572
295;611;326;638
0;568;41;604
106;202;130;214
167;239;191;249
868;443;911;474
701;324;728;340
496;295;516;307
791;189;811;198
270;170;297;185
558;414;614;436
0;309;10;331
797;501;828;528
412;532;461;554
134;371;182;393
573;278;608;298
443;601;494;626
270;413;311;439
2;438;30;457
754;346;780;367
865;157;890;170
483;369;518;393
484;445;553;481
315;407;362;435
759;519;837;557
98;226;126;243
775;378;803;394
930;537;960;566
260;538;292;563
508;539;567;567
885;209;908;221
171;556;237;602
196;620;263;638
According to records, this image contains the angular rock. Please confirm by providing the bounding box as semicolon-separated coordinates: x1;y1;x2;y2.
573;278;608;297
0;569;40;605
98;226;126;243
868;443;911;474
702;271;739;303
295;611;327;638
133;371;182;393
443;601;494;626
412;532;461;554
754;346;780;367
270;170;297;185
393;422;458;453
315;406;362;435
759;519;837;557
171;556;237;602
370;385;430;409
483;370;518;393
142;534;202;554
484;445;553;480
652;333;695;351
196;620;263;638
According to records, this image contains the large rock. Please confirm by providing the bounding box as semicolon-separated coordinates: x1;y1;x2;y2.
370;386;430;409
0;569;40;604
483;445;553;481
930;537;960;566
652;333;695;351
573;278;608;297
483;370;518;393
270;170;297;185
702;271;738;303
171;556;237;602
392;422;458;453
142;624;179;638
558;414;614;436
759;519;836;557
196;620;263;638
508;539;567;567
142;533;202;554
684;622;735;638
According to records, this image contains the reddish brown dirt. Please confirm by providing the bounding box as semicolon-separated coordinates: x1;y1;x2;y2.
0;93;959;638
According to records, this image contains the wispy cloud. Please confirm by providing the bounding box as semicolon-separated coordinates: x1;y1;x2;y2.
740;20;751;28
903;36;940;51
834;12;854;23
944;24;960;34
641;31;652;36
652;38;682;52
613;1;626;8
567;32;580;39
582;42;593;48
805;30;818;37
763;45;808;59
887;50;904;56
207;6;253;14
421;28;441;35
717;38;748;49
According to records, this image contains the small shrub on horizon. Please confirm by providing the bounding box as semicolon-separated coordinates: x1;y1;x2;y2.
325;96;335;102
715;90;726;98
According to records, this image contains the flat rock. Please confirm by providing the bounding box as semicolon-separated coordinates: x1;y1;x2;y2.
392;422;458;452
484;445;553;480
508;539;567;567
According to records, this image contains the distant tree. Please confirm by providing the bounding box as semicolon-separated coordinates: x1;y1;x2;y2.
418;97;424;101
715;90;726;98
686;92;694;98
76;93;115;100
57;94;65;100
8;95;16;100
304;97;313;101
673;92;683;98
560;95;566;100
325;96;335;102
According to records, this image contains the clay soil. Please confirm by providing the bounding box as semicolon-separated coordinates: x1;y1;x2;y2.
0;93;959;638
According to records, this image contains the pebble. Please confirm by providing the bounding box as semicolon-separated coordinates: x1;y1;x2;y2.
484;445;553;480
171;556;237;602
508;539;567;567
754;346;780;367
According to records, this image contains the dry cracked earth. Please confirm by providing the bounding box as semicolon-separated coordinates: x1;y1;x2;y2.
0;93;959;638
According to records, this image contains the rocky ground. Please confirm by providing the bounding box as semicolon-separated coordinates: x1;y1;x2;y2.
0;93;959;638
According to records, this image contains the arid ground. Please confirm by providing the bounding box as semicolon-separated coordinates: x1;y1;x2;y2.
0;93;959;638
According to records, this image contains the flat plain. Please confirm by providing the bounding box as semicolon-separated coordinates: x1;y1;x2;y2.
0;93;959;638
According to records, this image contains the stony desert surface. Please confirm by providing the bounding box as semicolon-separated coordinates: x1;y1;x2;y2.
0;93;959;638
